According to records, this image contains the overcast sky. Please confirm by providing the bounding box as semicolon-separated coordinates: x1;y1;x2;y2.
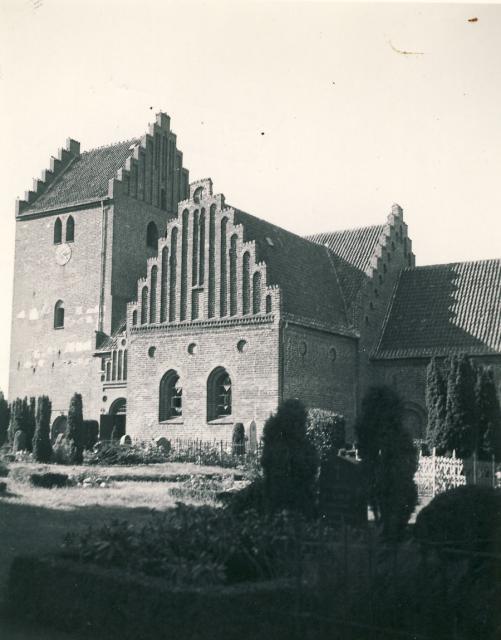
1;1;500;394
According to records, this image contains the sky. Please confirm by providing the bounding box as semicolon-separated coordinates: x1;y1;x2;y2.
0;1;500;395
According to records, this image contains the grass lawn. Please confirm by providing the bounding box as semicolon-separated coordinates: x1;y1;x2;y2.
0;461;231;610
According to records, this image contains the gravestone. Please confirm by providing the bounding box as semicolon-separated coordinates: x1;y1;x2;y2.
119;435;132;446
319;453;367;527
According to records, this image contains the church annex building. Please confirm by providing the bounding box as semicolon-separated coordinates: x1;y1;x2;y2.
9;113;501;443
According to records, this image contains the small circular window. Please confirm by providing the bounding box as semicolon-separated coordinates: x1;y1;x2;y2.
121;339;127;347
187;343;198;355
148;346;156;358
237;339;247;353
102;395;107;402
299;341;307;356
329;347;337;362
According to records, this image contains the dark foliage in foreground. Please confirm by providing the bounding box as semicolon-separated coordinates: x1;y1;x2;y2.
414;485;501;556
62;505;327;586
356;385;418;540
261;399;318;518
66;393;84;464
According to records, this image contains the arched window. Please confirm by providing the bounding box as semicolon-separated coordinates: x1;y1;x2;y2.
159;370;182;421
54;300;64;329
132;310;138;326
141;286;148;324
252;272;262;314
66;215;75;242
146;221;159;252
265;294;272;314
54;218;62;244
207;367;232;421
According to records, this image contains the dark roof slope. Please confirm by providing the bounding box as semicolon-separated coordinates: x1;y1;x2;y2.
26;139;139;212
233;209;349;329
307;225;384;272
374;260;501;359
307;225;384;308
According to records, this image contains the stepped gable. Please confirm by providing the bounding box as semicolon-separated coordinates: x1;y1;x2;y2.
233;209;349;329
16;111;189;215
19;139;138;214
374;259;501;359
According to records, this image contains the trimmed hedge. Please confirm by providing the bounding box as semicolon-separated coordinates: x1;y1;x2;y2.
7;556;310;640
29;472;69;488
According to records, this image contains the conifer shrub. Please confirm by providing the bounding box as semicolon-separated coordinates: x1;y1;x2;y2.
33;396;53;464
66;393;84;464
356;385;418;540
83;420;99;451
445;355;477;458
231;423;246;456
0;391;10;447
261;399;318;518
475;367;501;461
306;409;345;462
425;357;448;452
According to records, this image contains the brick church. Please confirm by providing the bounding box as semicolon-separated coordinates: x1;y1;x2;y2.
9;112;501;443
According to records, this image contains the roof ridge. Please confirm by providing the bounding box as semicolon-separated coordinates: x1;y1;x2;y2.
306;223;384;238
84;138;140;154
404;258;501;271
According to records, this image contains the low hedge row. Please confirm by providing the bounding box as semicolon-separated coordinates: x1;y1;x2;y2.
7;556;315;640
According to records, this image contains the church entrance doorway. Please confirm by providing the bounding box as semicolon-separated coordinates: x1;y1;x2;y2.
100;398;127;441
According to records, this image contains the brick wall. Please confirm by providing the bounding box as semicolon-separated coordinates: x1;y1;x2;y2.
282;323;358;439
9;205;104;418
126;319;280;441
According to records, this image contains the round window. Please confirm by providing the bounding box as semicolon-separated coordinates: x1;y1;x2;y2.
148;346;156;358
121;339;127;347
187;343;198;355
102;395;107;402
237;339;247;353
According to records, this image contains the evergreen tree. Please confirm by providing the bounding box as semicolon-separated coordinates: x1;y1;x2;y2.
8;398;29;446
0;391;10;447
66;393;84;464
425;357;447;452
355;385;418;540
445;355;477;458
261;399;318;517
476;367;501;461
24;396;37;451
33;396;53;463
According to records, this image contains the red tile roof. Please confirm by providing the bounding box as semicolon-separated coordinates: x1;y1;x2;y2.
307;225;384;272
233;209;350;330
24;139;139;212
374;259;501;359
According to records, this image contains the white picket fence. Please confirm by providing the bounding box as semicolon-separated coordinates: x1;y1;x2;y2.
414;448;498;498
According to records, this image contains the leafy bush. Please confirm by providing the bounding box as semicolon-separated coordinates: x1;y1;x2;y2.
306;409;345;462
414;485;501;556
62;505;330;586
85;441;169;466
53;436;72;465
261;399;318;518
30;472;69;488
226;477;266;515
0;461;9;478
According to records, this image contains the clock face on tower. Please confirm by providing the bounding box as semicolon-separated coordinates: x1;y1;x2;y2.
55;243;72;266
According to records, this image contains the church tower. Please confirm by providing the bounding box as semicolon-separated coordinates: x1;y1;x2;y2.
9;113;189;424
